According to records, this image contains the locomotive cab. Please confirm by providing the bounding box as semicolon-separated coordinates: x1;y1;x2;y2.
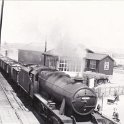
28;65;55;97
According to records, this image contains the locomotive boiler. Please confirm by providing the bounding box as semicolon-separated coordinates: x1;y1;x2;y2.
38;69;97;122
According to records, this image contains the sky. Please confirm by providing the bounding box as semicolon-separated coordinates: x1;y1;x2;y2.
1;1;124;51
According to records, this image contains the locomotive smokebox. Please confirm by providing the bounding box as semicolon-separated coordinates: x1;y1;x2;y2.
72;87;97;116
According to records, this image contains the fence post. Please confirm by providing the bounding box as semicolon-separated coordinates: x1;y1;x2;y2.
109;87;111;96
102;93;104;111
118;86;119;95
104;87;106;97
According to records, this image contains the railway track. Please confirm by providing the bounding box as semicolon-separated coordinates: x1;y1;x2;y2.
0;72;40;124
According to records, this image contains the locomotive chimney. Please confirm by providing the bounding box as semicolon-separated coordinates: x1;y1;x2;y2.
74;77;83;83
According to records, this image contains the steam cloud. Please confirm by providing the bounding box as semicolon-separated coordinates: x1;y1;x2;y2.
47;22;87;74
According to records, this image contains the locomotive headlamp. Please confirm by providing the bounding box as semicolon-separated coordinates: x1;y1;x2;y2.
81;97;90;100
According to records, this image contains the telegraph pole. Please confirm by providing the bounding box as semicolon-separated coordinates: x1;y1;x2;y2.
44;40;47;65
0;0;4;49
44;40;47;52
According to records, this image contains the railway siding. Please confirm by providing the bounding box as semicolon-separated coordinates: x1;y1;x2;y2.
0;72;40;124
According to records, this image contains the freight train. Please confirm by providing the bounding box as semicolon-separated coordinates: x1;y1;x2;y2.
0;54;117;124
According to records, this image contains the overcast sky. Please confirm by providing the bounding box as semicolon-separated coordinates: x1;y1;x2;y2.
1;1;124;51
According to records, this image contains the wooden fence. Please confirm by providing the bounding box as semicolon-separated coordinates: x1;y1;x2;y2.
95;86;124;98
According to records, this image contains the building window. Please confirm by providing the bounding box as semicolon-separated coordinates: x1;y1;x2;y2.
59;59;68;71
104;62;109;70
46;56;56;69
58;57;81;72
89;60;96;69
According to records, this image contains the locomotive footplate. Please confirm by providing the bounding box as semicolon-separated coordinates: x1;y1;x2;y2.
33;94;98;124
34;93;73;124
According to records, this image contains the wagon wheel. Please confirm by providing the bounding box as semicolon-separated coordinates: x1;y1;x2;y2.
50;116;61;124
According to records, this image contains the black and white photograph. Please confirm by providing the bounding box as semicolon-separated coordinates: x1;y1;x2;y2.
0;0;123;124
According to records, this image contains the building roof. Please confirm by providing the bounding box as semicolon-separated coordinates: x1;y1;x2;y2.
43;49;59;57
43;48;93;57
86;48;94;53
43;49;114;61
43;49;78;57
85;53;114;61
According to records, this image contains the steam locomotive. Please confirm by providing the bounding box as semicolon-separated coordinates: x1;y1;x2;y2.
0;55;117;124
18;64;97;123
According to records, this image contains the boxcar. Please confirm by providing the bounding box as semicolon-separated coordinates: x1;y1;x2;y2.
18;66;32;94
0;55;5;69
